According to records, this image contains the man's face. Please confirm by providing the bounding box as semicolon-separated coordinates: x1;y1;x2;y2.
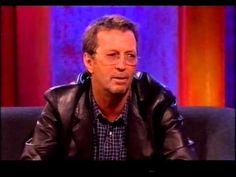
85;29;137;96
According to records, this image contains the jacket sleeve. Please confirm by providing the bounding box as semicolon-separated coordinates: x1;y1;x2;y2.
161;102;197;160
21;99;61;160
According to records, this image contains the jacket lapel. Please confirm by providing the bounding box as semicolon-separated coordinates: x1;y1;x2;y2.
72;91;94;160
127;93;154;160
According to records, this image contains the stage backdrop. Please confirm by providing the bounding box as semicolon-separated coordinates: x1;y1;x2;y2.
1;6;235;108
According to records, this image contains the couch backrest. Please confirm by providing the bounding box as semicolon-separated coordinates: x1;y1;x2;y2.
1;106;235;160
178;107;235;160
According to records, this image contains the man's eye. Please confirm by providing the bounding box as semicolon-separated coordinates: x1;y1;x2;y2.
127;54;136;58
107;53;117;57
106;53;119;60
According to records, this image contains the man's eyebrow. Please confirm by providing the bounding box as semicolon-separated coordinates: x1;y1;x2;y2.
105;49;119;52
107;49;135;53
105;49;136;53
125;50;136;53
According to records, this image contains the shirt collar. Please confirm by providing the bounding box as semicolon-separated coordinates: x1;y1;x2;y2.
91;94;129;126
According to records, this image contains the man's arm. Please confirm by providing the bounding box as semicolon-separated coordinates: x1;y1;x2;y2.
21;102;60;160
161;103;197;160
134;72;197;160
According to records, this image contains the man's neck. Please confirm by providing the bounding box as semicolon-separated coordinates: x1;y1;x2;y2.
92;88;130;122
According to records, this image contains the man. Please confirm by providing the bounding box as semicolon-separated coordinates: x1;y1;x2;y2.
21;14;196;160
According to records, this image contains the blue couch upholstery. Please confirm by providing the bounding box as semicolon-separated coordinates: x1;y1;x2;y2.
1;106;235;160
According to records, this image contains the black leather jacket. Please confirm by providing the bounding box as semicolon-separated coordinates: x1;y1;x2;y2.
21;72;196;160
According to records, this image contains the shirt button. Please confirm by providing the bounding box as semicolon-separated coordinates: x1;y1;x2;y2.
109;131;112;136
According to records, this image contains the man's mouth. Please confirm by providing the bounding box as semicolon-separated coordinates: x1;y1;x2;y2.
112;77;129;84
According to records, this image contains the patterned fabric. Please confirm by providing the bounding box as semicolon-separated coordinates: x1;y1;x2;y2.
92;97;128;160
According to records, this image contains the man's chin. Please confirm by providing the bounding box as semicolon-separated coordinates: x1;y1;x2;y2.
109;86;129;95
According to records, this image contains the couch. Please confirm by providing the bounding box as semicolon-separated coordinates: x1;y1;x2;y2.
1;106;235;160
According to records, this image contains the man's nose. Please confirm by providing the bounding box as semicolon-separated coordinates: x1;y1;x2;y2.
115;56;126;70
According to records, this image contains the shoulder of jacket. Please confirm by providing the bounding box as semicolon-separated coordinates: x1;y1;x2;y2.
133;71;175;103
43;83;81;106
44;72;90;106
134;71;167;89
44;83;79;97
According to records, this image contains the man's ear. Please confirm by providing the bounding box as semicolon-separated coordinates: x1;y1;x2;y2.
83;53;94;74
